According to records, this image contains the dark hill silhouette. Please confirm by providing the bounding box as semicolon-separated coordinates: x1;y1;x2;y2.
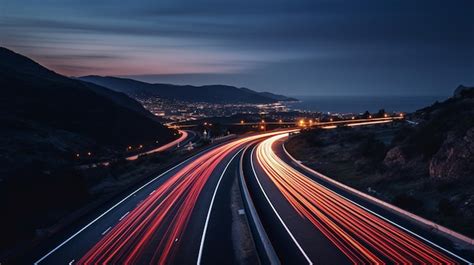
0;47;179;256
79;75;296;103
0;47;175;150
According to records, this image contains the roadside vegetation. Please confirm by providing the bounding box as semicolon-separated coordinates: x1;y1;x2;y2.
285;87;474;238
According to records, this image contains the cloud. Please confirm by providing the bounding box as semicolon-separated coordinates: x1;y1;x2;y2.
0;0;472;94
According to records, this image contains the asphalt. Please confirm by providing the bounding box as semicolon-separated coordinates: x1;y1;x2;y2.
29;130;474;264
242;141;350;264
33;140;247;264
241;135;473;264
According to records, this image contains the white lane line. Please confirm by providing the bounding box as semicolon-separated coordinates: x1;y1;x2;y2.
119;211;130;221
68;259;75;265
149;190;156;196
280;143;472;264
101;226;112;235
34;144;223;265
196;148;244;265
250;145;313;265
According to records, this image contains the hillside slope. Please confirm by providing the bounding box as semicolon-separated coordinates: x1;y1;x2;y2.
0;47;178;254
0;47;176;157
286;86;474;237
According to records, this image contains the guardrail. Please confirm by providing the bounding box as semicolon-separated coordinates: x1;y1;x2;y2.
239;145;281;265
282;142;474;247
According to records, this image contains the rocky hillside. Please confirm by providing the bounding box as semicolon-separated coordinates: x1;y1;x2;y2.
286;86;474;238
387;85;474;180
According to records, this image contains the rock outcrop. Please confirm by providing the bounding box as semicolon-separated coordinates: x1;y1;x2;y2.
429;128;474;180
383;146;406;167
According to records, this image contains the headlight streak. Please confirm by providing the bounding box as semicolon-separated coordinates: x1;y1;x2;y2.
255;134;457;264
78;130;291;264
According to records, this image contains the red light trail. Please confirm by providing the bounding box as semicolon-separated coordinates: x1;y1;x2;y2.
255;134;458;264
78;131;290;264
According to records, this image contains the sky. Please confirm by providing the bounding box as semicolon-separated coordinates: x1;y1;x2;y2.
1;0;473;96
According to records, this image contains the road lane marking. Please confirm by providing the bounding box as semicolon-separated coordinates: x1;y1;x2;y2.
68;259;74;265
250;145;313;265
197;148;244;265
34;143;225;265
101;226;112;235
280;142;472;264
119;211;130;221
149;190;156;196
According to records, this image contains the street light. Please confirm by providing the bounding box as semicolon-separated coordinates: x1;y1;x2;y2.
240;120;244;124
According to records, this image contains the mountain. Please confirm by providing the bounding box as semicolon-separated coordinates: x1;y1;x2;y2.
79;75;296;103
257;91;297;102
0;47;177;172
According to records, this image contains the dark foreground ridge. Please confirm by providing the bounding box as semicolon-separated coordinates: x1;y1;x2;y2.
0;47;177;255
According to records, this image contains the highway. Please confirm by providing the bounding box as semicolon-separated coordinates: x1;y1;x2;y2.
33;128;473;264
242;133;472;264
34;130;288;264
125;130;195;161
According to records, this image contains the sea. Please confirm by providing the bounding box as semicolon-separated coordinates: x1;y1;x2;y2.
285;95;448;114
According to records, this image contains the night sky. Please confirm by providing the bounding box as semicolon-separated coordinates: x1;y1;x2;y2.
1;0;473;96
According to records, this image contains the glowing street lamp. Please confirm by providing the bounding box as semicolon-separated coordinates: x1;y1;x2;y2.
240;120;244;124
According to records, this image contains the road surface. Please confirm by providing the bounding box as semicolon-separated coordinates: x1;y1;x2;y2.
242;133;472;264
34;131;286;264
34;130;473;264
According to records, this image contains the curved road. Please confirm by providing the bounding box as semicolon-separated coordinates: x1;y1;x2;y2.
242;133;472;264
34;130;472;264
34;131;287;265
